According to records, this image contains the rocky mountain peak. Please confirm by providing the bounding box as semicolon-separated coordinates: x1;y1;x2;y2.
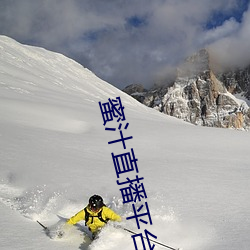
177;48;210;78
123;49;250;130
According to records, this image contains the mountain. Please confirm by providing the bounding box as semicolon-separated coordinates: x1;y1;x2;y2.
217;66;250;99
123;49;250;130
1;36;250;250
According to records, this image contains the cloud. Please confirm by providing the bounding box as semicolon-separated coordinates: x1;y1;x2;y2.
209;4;250;69
200;18;240;45
0;0;249;89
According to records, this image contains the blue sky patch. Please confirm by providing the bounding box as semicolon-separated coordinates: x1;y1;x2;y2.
206;0;249;29
126;15;148;28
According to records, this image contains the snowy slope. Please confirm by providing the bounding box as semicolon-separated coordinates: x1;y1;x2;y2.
0;36;250;250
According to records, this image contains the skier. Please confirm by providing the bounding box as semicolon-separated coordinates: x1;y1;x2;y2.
66;194;122;239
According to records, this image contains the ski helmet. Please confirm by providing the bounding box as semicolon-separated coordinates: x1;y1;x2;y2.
89;195;104;211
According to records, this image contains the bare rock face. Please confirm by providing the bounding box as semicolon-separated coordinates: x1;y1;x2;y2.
218;66;250;99
123;49;250;130
161;49;249;129
123;84;147;103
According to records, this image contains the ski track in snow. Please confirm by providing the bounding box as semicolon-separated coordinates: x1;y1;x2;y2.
0;181;61;221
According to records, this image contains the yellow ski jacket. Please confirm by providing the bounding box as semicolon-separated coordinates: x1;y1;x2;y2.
67;206;121;233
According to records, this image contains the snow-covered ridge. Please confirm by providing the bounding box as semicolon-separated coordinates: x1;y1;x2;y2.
0;35;149;133
0;35;139;103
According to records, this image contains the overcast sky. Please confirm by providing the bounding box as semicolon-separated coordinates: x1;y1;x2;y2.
0;0;249;89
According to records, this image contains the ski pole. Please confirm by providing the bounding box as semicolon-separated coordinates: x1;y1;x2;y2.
37;220;48;231
123;227;181;250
